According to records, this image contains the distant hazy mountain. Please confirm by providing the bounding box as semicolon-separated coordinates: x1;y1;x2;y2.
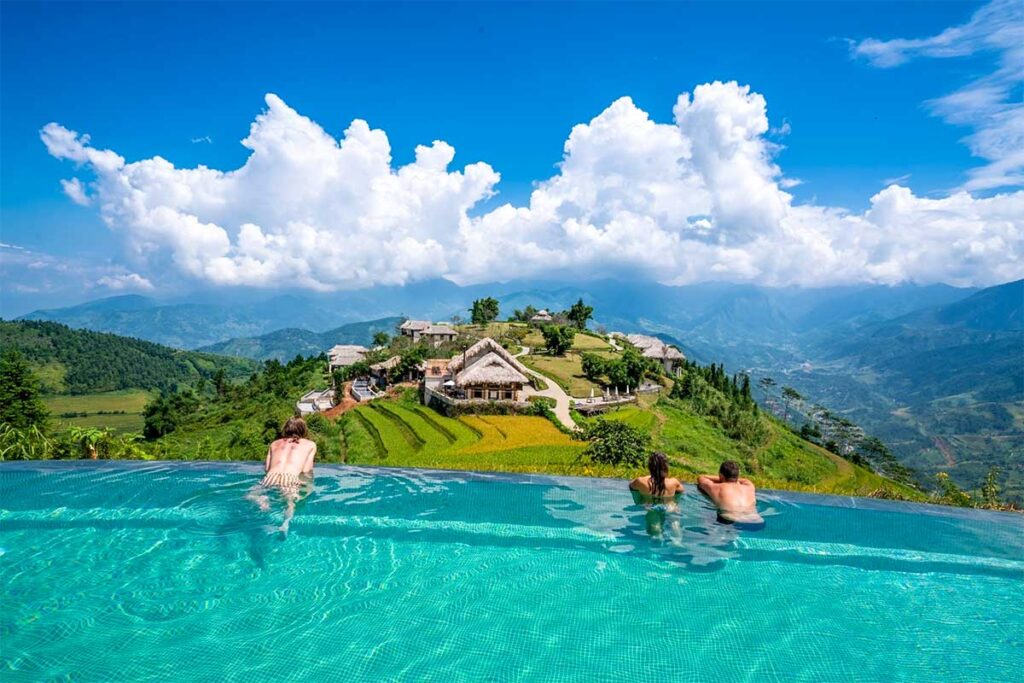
198;317;403;361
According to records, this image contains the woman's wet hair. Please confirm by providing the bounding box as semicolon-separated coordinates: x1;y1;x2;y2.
647;451;670;497
719;460;741;482
282;417;308;442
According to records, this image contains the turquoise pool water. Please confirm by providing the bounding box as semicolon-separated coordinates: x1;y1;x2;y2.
1;462;1022;682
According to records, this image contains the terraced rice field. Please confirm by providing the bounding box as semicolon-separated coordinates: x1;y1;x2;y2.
339;395;918;494
342;401;587;474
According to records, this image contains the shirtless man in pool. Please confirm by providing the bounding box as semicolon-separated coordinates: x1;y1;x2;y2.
697;460;763;525
249;417;316;534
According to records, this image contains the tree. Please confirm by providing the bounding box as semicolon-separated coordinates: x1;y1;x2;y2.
566;298;594;331
541;325;575;355
342;360;372;381
581;353;607;381
0;349;49;430
212;369;228;398
758;376;778;413
856;436;914;484
605;347;652;389
510;305;538;323
393;345;428;382
574;419;650;466
781;386;802;423
372;331;391;348
142;390;199;440
470;297;500;325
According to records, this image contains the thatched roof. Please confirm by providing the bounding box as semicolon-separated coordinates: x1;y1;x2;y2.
424;323;457;336
531;309;553;320
370;355;401;372
454;353;529;387
448;337;529;375
643;345;685;361
625;334;660;350
624;334;684;361
328;344;368;366
400;320;431;331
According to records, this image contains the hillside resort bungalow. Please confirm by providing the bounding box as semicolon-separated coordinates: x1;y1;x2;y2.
295;388;335;416
399;320;459;347
424;337;531;403
327;344;368;373
530;309;554;324
624;334;686;374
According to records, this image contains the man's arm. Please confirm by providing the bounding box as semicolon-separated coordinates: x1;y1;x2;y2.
697;475;720;495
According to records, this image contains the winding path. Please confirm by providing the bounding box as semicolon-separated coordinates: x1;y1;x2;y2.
516;347;577;431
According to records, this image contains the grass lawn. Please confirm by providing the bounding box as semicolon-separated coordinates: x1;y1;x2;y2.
572;333;611;351
44;389;155;434
521;353;605;398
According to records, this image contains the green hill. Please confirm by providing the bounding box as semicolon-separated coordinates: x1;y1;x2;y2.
197;317;403;361
138;339;920;501
0;319;257;395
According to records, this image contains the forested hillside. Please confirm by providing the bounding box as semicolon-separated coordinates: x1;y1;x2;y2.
198;317;402;361
0;320;257;394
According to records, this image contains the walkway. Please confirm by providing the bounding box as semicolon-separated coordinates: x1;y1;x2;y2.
516;347;577;431
322;382;357;418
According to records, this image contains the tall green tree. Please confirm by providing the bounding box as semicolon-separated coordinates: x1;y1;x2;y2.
212;369;228;397
0;349;49;430
541;325;576;355
566;298;594;331
781;386;802;423
470;297;500;325
372;331;391;348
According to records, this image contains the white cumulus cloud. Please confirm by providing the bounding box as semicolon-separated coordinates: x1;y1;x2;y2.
42;85;1024;291
97;273;155;291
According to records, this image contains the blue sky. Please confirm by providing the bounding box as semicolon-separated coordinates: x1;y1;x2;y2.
2;1;1021;315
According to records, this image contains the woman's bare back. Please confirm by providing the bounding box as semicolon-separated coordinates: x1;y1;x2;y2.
629;475;684;498
265;437;317;476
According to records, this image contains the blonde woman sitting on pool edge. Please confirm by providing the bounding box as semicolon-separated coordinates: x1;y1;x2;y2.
248;417;317;535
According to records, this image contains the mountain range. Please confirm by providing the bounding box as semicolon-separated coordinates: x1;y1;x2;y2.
16;277;1023;500
198;317;402;361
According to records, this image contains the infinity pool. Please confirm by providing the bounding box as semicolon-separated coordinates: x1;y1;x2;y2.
1;462;1021;682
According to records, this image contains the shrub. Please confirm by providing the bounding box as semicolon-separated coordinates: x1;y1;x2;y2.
573;418;650;466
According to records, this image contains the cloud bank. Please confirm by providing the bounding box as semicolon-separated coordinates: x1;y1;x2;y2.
43;82;1023;291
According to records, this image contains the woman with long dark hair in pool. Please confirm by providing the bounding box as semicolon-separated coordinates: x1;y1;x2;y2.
629;452;685;541
629;452;685;499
